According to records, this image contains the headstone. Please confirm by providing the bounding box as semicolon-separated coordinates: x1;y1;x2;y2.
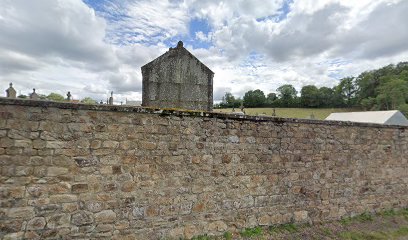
6;83;16;98
67;91;72;101
108;91;113;105
30;89;39;100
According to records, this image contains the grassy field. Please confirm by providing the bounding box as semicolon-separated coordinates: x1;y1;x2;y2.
214;108;357;120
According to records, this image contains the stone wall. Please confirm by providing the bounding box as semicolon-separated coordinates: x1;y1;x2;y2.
0;98;407;239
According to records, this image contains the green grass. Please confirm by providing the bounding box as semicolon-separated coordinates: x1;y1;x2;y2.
214;108;357;120
338;227;408;240
223;232;232;240
340;212;374;225
240;226;263;238
321;227;334;237
190;235;211;240
269;223;298;234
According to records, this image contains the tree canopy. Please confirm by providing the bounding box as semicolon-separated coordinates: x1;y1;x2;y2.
46;93;65;102
81;97;97;104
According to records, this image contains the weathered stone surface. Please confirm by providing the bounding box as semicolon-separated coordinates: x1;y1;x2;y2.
95;210;116;223
71;184;88;193
0;99;407;239
49;194;77;203
35;204;61;216
3;232;24;240
47;167;68;176
141;41;214;111
208;221;228;232
46;213;70;229
71;211;93;226
7;207;35;219
27;186;46;198
74;157;99;167
294;211;309;222
85;202;105;213
26;217;46;230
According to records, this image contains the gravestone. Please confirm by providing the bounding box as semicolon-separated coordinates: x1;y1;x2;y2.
6;83;16;98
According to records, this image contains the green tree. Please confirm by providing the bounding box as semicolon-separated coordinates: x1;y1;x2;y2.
360;97;376;110
46;93;65;102
81;97;97;104
318;87;334;107
276;84;298;107
398;103;408;118
243;89;266;108
376;79;408;110
354;62;408;109
220;92;241;108
300;85;320;107
336;77;357;107
265;93;277;106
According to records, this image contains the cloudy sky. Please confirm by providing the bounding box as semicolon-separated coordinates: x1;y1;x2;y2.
1;0;408;103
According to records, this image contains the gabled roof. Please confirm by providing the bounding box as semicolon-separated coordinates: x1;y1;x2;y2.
141;41;214;74
325;110;408;126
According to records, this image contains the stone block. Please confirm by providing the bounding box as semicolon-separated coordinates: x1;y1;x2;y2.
7;207;35;219
95;223;113;232
35;204;61;216
90;140;102;149
27;186;47;198
71;211;93;226
208;221;227;232
140;141;156;150
258;215;271;226
102;140;119;149
49;182;71;194
15;166;32;176
74;157;99;168
47;167;68;176
46;213;71;229
26;217;46;230
50;194;77;203
3;232;24;240
95;210;116;223
71;184;88;193
294;210;308;222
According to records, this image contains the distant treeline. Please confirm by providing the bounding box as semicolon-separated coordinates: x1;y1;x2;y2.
215;62;408;116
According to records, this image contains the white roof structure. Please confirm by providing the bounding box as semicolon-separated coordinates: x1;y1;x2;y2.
325;110;408;126
125;100;142;106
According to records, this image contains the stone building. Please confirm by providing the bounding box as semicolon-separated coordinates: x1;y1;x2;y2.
141;41;214;111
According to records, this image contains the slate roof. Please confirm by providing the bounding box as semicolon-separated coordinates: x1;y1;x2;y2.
325;110;408;126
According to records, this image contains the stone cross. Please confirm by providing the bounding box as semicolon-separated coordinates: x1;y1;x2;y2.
6;83;16;98
67;91;72;101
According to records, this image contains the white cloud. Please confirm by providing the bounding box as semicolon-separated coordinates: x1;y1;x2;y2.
1;0;408;104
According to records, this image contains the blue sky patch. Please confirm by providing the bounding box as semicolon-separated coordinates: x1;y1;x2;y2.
257;0;293;22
